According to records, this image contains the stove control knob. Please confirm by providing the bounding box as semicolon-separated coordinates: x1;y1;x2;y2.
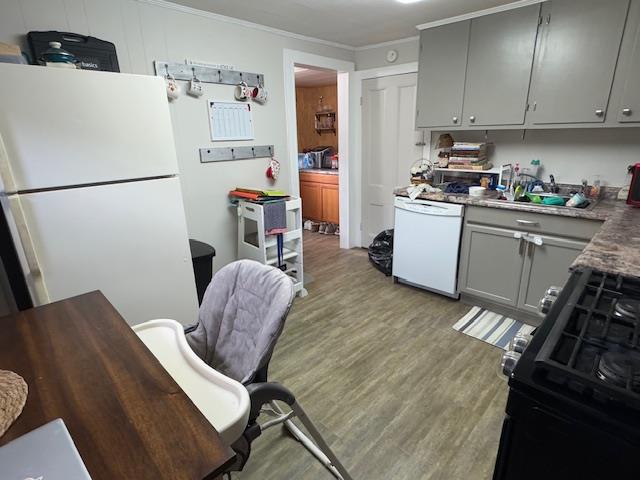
508;332;532;354
538;294;556;316
501;351;522;377
545;286;561;297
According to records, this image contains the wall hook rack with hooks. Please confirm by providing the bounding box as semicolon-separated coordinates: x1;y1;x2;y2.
155;61;265;87
199;145;274;163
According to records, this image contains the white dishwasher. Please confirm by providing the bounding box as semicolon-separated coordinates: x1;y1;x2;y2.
392;196;464;298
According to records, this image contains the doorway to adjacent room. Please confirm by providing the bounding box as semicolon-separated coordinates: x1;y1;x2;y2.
295;65;341;243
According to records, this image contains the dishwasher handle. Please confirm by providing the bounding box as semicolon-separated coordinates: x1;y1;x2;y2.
397;201;462;217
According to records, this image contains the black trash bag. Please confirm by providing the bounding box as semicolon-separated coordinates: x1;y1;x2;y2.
368;229;394;276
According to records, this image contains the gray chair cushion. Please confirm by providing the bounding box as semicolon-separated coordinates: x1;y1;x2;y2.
186;259;295;384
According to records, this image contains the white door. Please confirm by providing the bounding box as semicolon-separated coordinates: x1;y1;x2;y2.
362;73;422;246
10;177;199;326
0;63;178;192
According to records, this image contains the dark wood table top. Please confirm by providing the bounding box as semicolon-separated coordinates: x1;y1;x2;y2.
0;291;235;479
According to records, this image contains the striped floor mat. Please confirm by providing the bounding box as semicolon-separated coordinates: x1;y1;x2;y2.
453;306;535;350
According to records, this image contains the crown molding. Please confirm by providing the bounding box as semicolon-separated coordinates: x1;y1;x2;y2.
137;0;357;51
416;0;546;30
353;36;419;52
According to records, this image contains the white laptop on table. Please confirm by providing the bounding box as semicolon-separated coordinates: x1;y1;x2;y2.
0;419;92;480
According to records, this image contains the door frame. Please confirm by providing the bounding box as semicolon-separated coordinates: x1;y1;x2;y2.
352;61;420;247
283;49;354;249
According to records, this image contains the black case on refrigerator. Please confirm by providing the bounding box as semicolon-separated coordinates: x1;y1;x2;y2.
27;31;120;72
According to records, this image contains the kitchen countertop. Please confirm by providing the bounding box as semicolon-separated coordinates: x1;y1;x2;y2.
570;201;640;280
394;187;611;220
394;187;640;280
300;168;339;175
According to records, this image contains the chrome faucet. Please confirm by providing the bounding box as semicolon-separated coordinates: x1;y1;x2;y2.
549;175;560;194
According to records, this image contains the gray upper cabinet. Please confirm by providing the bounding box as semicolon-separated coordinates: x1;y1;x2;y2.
517;235;587;314
415;21;470;128
462;5;541;127
614;1;640;123
527;0;630;125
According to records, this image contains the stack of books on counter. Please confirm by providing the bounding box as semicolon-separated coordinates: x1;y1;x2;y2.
229;187;289;203
447;143;492;171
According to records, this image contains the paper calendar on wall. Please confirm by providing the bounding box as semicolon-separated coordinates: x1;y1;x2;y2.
208;101;254;141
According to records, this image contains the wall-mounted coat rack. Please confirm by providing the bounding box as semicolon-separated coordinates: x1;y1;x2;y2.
199;145;274;163
155;61;264;87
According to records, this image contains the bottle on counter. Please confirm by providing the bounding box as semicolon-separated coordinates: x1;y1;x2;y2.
589;176;601;199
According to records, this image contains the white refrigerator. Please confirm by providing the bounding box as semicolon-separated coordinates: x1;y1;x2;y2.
0;63;199;325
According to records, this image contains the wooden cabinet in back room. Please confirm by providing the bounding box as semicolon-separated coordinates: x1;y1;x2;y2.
415;21;470;128
461;4;540;127
527;0;630;125
299;172;339;224
299;180;322;221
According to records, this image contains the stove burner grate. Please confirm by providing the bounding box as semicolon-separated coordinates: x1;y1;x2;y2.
535;270;640;410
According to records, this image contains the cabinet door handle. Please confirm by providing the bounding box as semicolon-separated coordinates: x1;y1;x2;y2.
595;109;605;117
516;219;539;226
623;108;632;116
452;116;459;124
469;115;476;123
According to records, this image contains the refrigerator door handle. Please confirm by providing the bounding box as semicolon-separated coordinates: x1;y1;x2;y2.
10;197;42;276
0;133;17;194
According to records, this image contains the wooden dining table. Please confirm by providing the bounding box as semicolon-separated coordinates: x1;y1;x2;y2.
0;291;235;479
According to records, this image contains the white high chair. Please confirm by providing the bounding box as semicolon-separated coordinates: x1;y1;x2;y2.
134;259;352;479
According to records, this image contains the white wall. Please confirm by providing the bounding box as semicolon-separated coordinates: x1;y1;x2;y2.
0;0;354;271
355;38;419;71
432;129;640;187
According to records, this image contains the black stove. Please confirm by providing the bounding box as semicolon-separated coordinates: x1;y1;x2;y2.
493;269;640;480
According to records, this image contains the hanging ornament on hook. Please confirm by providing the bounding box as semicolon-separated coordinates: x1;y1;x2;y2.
164;65;180;101
266;157;280;181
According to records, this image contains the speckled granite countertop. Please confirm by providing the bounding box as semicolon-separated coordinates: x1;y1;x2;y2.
394;187;640;279
394;187;611;220
569;201;640;279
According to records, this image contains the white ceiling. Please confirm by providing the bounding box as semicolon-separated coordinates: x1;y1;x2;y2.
169;0;529;48
295;67;337;87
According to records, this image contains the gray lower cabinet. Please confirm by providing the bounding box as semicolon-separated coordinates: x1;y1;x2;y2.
415;21;470;128
517;235;587;314
528;0;630;125
458;207;600;317
462;4;541;127
458;224;525;307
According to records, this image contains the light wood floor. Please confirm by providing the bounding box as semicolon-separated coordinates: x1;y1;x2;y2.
239;232;508;480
